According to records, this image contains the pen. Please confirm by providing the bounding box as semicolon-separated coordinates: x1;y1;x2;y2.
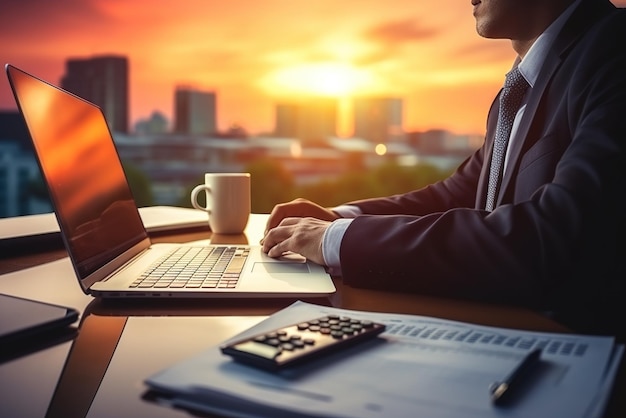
490;348;542;406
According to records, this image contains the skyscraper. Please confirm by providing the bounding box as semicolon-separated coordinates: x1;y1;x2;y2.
275;98;338;144
61;55;129;133
353;97;404;143
174;87;217;136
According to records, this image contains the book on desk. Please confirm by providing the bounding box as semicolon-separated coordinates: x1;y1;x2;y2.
145;300;623;418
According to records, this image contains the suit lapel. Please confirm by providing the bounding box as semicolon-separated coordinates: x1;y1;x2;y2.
495;0;613;207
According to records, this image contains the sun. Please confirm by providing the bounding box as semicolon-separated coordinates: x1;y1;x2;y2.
261;62;373;98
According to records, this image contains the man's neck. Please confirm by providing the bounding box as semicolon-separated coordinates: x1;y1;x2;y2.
512;0;574;59
512;39;538;60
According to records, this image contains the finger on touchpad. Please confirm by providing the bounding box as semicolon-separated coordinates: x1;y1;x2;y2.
277;251;306;262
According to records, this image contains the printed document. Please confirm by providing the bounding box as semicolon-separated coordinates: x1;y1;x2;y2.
145;301;623;418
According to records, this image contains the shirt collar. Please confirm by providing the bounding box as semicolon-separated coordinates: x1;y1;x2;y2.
518;0;581;88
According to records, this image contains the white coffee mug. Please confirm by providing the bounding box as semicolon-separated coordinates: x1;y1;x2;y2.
190;173;251;234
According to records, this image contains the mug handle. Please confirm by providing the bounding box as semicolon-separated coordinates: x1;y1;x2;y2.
190;184;212;213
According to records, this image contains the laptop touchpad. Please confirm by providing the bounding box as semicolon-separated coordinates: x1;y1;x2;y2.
253;262;310;274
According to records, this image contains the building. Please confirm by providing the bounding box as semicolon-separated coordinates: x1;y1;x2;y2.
0;112;51;217
135;111;169;135
353;97;404;143
61;55;129;133
174;87;217;136
275;98;338;145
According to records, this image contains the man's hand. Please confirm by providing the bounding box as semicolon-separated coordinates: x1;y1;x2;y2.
261;217;331;265
265;198;340;234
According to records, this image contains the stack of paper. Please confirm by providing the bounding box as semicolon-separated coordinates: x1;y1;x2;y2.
145;301;623;418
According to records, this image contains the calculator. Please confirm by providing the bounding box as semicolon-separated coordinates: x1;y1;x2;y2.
220;314;387;371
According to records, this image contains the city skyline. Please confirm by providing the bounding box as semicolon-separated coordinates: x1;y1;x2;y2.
2;0;625;137
56;54;406;143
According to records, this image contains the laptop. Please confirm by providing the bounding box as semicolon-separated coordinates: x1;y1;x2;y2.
5;64;335;298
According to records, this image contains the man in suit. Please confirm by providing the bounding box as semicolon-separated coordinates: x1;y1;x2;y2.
261;0;626;338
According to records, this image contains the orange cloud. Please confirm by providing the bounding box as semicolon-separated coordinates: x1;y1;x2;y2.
365;18;439;44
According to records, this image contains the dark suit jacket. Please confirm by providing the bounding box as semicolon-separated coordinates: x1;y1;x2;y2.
340;0;626;338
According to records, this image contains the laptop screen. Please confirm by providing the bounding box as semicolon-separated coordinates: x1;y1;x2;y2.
7;65;148;280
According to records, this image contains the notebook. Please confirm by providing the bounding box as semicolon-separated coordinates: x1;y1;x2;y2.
5;64;335;298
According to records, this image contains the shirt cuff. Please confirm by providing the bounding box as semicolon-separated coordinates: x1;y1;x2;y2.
332;205;363;218
322;218;353;275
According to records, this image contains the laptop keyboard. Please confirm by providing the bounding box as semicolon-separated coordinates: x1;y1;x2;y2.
130;246;250;289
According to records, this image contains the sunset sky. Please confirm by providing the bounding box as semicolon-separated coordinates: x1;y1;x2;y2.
2;0;625;137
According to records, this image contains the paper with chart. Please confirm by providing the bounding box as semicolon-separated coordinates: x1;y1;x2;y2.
145;301;623;418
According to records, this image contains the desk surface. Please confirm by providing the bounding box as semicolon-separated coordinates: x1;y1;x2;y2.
0;213;623;418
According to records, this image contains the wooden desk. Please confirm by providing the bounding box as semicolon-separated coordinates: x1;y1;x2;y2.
0;213;623;417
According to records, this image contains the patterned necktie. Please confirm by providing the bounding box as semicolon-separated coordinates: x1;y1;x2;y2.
485;67;529;211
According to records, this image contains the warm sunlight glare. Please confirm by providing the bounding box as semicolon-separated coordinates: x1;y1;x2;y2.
261;63;373;98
